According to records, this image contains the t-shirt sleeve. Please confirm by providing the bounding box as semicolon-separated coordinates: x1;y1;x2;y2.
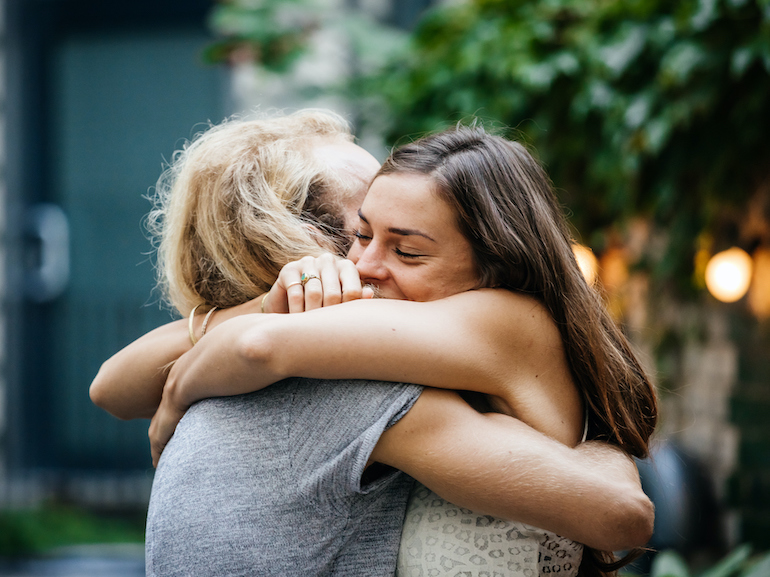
289;379;423;508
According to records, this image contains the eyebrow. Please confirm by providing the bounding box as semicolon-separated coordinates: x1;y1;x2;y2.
358;209;437;242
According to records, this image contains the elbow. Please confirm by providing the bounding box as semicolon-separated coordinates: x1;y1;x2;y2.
625;491;655;549
597;489;655;552
236;321;285;380
89;364;129;420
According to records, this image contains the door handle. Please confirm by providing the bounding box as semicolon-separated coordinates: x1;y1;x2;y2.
24;203;70;302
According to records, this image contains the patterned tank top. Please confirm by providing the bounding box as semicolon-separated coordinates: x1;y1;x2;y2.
396;483;583;577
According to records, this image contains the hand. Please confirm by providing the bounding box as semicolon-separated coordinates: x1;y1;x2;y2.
148;368;189;467
263;253;374;314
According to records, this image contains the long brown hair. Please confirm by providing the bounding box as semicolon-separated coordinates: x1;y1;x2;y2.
379;126;657;574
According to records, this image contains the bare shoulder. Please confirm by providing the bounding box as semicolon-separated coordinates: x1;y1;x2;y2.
442;289;562;347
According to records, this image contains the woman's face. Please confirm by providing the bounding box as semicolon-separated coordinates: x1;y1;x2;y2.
347;173;479;302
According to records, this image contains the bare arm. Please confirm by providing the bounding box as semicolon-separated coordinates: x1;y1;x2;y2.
165;291;559;409
150;355;653;549
146;295;493;457
90;298;264;420
90;255;366;420
372;388;654;552
150;290;581;457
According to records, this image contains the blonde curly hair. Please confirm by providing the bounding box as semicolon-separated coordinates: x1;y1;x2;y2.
147;110;361;316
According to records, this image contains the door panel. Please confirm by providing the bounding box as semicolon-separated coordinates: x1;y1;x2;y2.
16;6;226;471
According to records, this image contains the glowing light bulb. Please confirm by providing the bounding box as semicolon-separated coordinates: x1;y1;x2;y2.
748;248;770;318
573;244;598;285
705;247;753;303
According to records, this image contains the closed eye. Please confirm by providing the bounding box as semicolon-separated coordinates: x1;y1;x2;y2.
395;248;424;259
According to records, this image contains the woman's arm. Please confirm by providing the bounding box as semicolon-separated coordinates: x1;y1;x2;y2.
151;369;653;549
165;291;557;406
149;291;580;461
373;388;654;552
90;298;264;420
90;254;365;420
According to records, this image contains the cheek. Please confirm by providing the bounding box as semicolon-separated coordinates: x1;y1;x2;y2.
429;257;479;300
395;269;444;302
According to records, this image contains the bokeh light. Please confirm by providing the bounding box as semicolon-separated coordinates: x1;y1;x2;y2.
748;247;770;318
573;244;598;285
705;247;753;303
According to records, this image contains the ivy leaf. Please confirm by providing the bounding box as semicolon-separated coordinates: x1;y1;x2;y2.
690;0;719;31
659;41;708;87
599;24;648;78
650;550;691;577
698;544;752;577
624;92;654;129
644;115;673;154
731;46;754;77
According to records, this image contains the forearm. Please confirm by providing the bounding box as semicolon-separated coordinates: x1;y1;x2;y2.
374;389;653;552
90;319;190;419
225;296;502;393
165;301;453;409
90;299;263;420
163;314;286;409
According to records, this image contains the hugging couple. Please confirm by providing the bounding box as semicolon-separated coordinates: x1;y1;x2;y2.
91;109;657;577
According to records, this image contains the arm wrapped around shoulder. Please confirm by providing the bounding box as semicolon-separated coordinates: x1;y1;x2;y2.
371;388;653;552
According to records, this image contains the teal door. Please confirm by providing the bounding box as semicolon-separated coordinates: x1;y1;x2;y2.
11;1;226;471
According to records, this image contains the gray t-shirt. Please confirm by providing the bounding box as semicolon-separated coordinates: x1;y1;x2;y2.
145;377;423;577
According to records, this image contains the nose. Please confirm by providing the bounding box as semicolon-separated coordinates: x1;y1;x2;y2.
351;241;388;283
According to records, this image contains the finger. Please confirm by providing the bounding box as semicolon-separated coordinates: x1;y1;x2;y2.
338;259;364;303
282;258;312;314
301;269;324;311
265;280;291;315
149;422;163;468
320;258;343;307
152;443;161;468
362;286;375;299
271;261;302;314
149;402;183;468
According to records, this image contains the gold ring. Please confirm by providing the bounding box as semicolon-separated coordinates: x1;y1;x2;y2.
300;273;320;287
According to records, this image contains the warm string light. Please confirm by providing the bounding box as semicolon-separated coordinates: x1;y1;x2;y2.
576;242;766;317
572;244;598;285
748;247;770;318
705;247;753;303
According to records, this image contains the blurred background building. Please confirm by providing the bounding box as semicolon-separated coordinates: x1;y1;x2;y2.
0;0;768;572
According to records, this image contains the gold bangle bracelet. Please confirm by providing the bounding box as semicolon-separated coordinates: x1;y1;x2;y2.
201;306;218;338
188;303;203;346
261;293;269;314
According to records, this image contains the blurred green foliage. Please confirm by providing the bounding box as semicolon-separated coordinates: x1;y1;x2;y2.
205;0;770;386
203;0;321;71
646;545;770;577
360;0;770;295
0;505;145;557
204;0;407;75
